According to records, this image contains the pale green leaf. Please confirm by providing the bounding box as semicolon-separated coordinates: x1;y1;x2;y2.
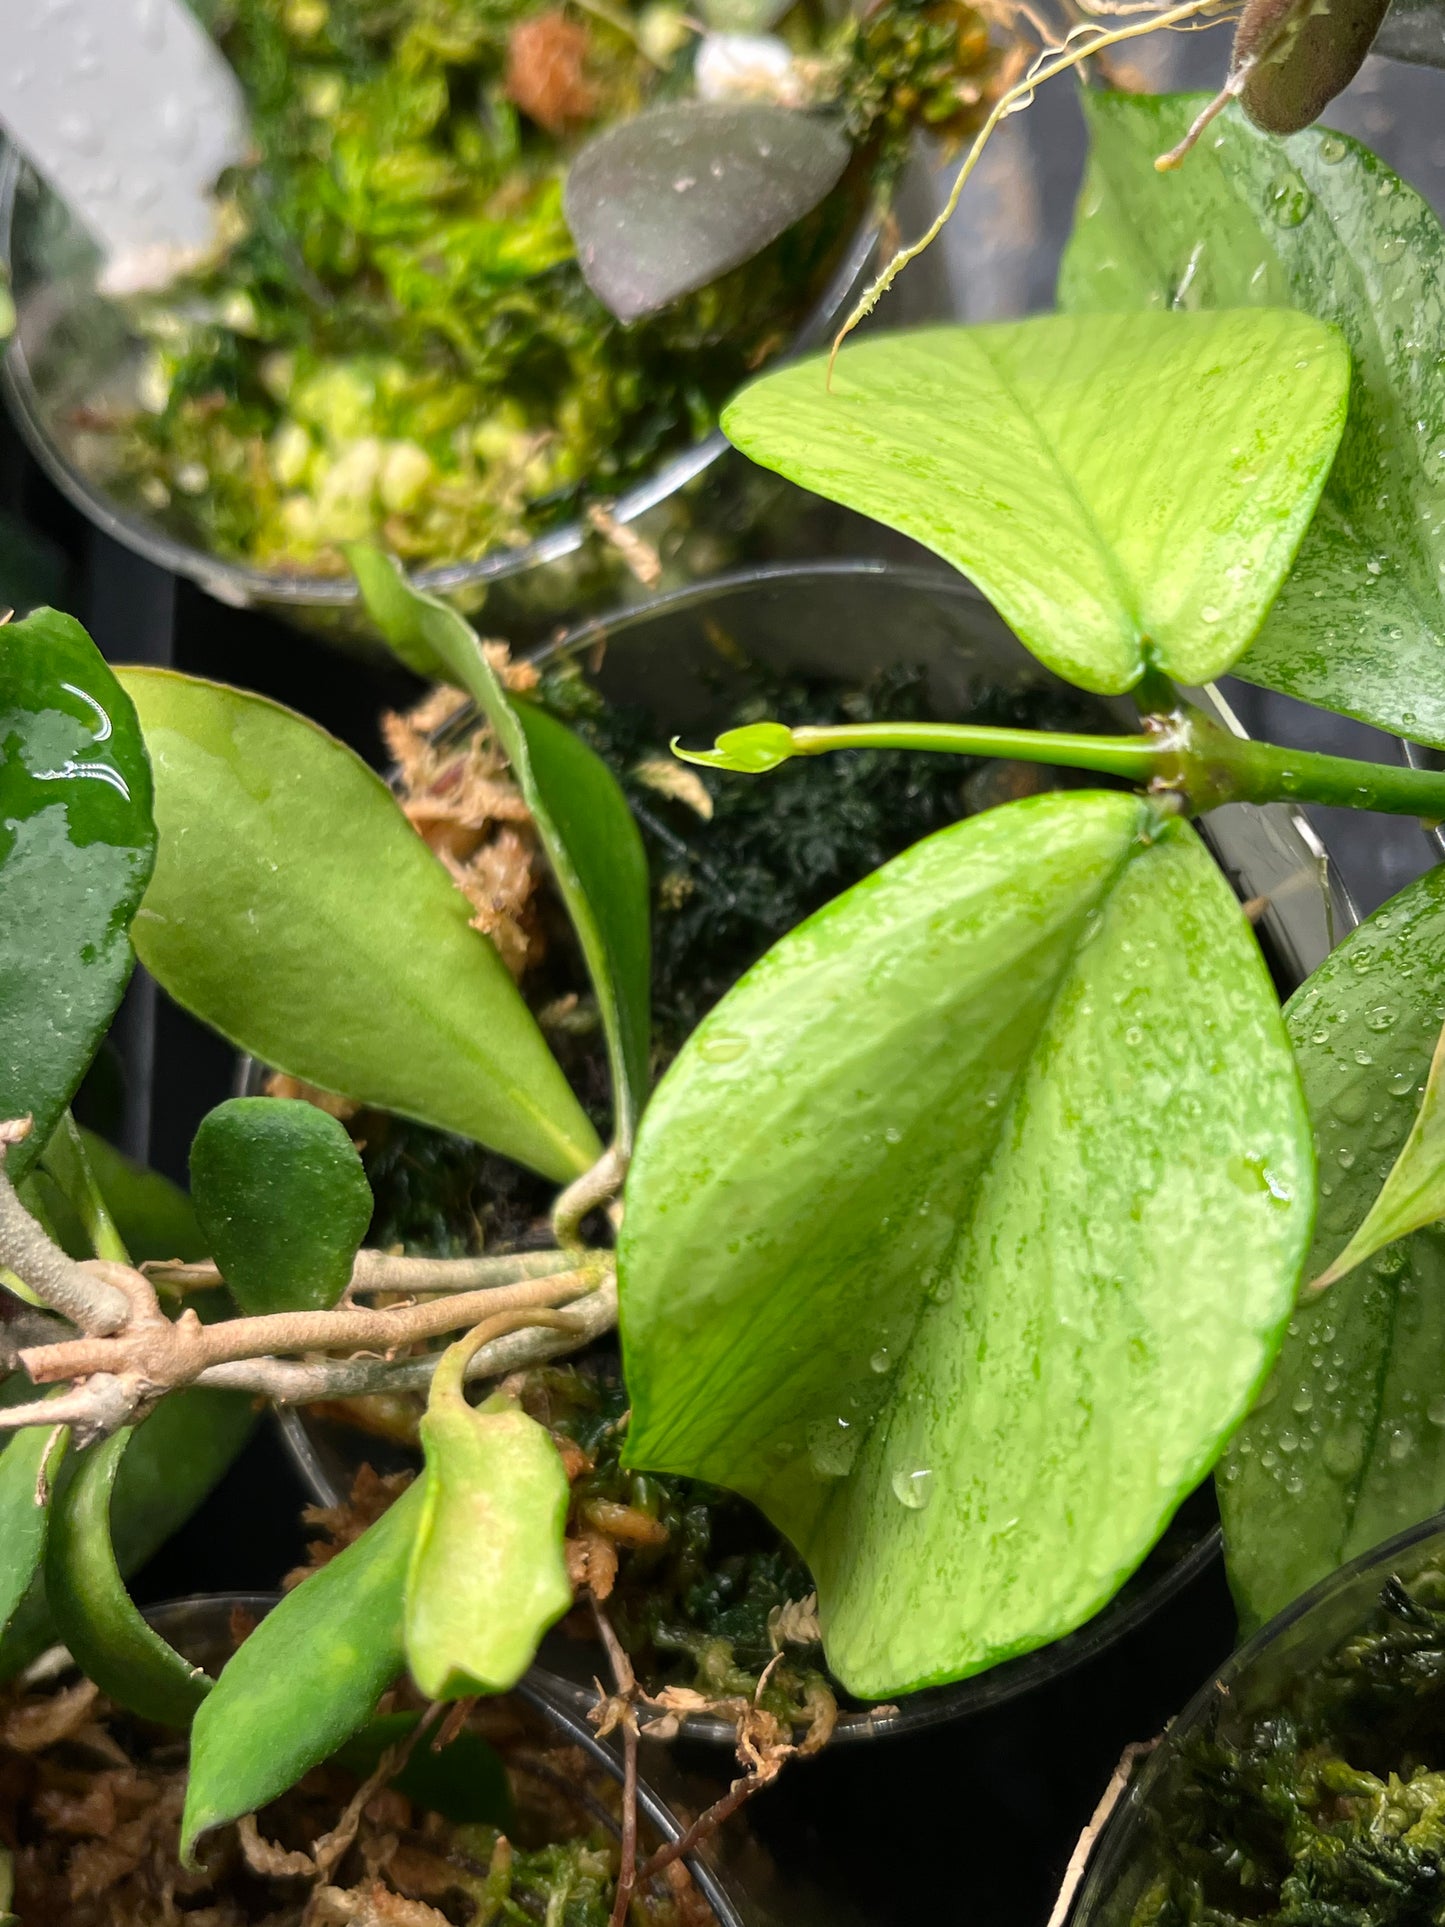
119;668;599;1185
405;1347;572;1699
619;788;1313;1696
352;549;651;1151
1220;867;1445;1629
720;311;1349;695
672;723;796;772
1061;93;1445;745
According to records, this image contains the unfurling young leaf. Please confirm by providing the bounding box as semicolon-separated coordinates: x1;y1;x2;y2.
183;1475;427;1860
1062;94;1445;746
1220;868;1445;1629
721;310;1349;696
119;668;599;1185
351;547;651;1152
405;1333;573;1700
190;1097;372;1315
619;788;1312;1697
672;722;796;773
0;610;155;1179
45;1427;212;1729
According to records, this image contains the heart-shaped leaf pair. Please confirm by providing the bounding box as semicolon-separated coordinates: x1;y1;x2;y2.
619;788;1312;1696
721;309;1349;697
1062;93;1445;746
1;610;155;1178
119;669;600;1184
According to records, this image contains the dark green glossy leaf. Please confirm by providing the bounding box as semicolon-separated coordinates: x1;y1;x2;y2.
405;1344;572;1699
619;789;1313;1696
353;549;651;1150
190;1097;372;1315
46;1426;212;1727
722;312;1347;696
0;1387;255;1682
0;610;155;1178
336;1712;513;1826
183;1473;427;1859
563;103;850;322
1220;868;1445;1629
119;668;599;1184
0;1419;67;1640
1061;93;1445;746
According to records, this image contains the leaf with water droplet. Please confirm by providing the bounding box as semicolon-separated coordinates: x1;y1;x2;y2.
1062;94;1445;745
564;103;850;322
1221;866;1445;1629
620;789;1311;1695
723;311;1347;695
190;1097;373;1315
1;610;155;1179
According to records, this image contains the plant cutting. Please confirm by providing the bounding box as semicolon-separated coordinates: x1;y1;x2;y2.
14;96;1445;1903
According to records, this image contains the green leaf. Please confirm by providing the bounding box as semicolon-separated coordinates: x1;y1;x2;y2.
183;1472;427;1860
190;1097;372;1315
1310;1021;1445;1290
0;609;155;1179
0;1419;68;1640
405;1338;573;1699
40;1112;129;1264
720;311;1349;696
1220;868;1445;1629
619;789;1313;1696
45;1426;212;1727
119;667;600;1185
0;1386;256;1682
352;548;651;1151
1061;93;1445;746
336;1712;513;1826
75;1128;207;1265
562;102;850;322
673;723;796;773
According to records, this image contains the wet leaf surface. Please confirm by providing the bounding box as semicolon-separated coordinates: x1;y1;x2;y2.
722;311;1347;695
0;611;155;1179
564;102;849;321
1062;92;1445;745
120;668;599;1184
1221;866;1445;1629
190;1097;372;1315
620;789;1312;1696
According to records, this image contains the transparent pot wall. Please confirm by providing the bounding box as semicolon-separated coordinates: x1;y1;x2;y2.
1070;1508;1445;1927
278;559;1353;1746
0;141;887;647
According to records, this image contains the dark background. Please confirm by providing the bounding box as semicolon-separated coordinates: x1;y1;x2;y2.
3;33;1444;1924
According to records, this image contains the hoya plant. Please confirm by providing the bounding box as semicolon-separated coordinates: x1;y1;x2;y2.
6;89;1445;1895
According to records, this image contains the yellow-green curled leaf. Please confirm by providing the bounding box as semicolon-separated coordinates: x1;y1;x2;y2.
405;1340;573;1700
351;548;651;1151
119;668;599;1185
672;723;796;773
721;311;1349;696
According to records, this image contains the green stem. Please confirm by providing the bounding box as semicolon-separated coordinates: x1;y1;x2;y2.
787;722;1163;782
782;717;1445;822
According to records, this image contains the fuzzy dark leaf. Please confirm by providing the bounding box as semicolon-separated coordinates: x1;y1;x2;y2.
564;102;849;321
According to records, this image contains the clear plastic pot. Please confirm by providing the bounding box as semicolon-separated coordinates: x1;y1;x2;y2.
1066;1506;1445;1927
25;1592;759;1926
0;140;878;645
276;558;1356;1746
